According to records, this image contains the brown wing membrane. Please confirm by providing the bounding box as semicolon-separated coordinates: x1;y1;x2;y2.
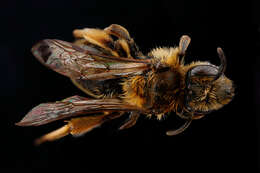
32;39;151;80
16;96;143;126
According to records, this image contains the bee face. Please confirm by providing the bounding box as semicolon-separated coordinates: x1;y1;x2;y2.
185;75;234;114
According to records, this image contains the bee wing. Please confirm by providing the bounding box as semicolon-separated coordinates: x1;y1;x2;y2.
32;39;151;80
16;96;143;126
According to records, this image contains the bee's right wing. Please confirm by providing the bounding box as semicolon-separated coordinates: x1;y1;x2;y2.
32;39;152;81
16;95;144;126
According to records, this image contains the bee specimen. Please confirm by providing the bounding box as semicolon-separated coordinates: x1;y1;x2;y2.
16;24;235;144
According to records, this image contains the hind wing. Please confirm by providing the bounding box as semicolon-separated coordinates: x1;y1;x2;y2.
16;95;143;126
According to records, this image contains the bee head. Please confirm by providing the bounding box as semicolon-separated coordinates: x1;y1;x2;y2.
184;48;235;114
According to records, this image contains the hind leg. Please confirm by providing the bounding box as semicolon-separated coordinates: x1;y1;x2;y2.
73;24;143;58
104;24;144;58
34;112;123;145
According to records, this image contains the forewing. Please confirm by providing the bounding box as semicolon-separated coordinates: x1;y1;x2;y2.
16;96;143;126
32;39;151;80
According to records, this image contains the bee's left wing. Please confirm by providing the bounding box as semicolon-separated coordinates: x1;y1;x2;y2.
32;39;151;80
16;96;143;126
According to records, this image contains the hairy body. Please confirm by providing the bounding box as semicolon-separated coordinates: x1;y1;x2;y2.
16;24;234;144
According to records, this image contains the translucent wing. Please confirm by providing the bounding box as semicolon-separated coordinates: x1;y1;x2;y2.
16;95;143;126
32;39;151;80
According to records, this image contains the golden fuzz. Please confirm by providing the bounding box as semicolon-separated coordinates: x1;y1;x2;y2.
18;24;234;144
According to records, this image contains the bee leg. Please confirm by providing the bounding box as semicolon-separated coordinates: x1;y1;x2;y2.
73;28;119;57
114;39;132;58
104;24;131;41
176;109;191;119
34;124;71;145
119;111;140;130
104;24;144;58
104;24;132;58
192;114;205;120
167;110;194;136
166;118;193;136
34;112;124;145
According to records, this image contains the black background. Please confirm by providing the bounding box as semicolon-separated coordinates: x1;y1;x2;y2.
1;0;259;172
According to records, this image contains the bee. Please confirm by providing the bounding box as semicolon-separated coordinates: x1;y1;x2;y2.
16;24;235;145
